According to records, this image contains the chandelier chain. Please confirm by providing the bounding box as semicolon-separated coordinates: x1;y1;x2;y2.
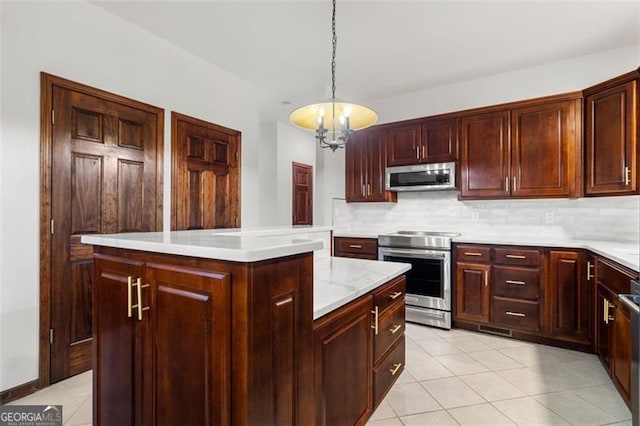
331;0;337;101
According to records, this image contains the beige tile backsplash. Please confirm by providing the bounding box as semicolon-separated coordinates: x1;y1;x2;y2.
332;192;640;242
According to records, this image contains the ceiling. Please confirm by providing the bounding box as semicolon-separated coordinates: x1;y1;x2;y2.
94;1;639;122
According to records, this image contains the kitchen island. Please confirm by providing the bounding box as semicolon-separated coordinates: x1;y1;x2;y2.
81;227;410;426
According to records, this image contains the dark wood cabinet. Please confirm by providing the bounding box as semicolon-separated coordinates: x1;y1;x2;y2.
455;261;491;323
387;119;457;166
93;247;314;426
546;250;591;346
460;97;581;199
346;129;396;203
334;237;378;260
585;74;639;196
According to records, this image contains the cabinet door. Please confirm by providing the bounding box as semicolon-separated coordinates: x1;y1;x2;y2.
422;118;458;163
146;263;230;426
313;296;373;426
459;110;510;198
366;128;391;201
93;255;145;426
386;123;422;166
345;132;367;202
455;262;491;323
511;100;579;198
546;251;591;345
612;300;632;404
585;80;638;195
596;285;615;370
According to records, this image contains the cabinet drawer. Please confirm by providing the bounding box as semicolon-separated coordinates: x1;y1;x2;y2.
374;276;406;314
491;298;540;332
597;257;637;295
334;237;378;258
374;302;405;362
456;245;491;263
373;336;405;407
492;266;540;300
494;247;541;266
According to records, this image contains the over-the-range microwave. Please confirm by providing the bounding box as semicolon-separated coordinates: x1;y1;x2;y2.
385;162;456;192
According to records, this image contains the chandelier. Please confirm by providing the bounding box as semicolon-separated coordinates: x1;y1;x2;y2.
289;0;378;151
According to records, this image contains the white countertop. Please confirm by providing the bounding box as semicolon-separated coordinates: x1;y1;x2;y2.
81;227;329;262
313;257;411;320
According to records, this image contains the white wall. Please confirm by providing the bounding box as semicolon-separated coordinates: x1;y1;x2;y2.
0;1;268;391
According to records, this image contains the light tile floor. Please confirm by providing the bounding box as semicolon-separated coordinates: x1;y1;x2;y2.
5;323;633;425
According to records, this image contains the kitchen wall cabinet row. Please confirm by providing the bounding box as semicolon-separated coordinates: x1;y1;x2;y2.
345;68;639;202
454;243;639;408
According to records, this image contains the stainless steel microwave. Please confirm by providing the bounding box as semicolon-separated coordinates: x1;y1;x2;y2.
385;162;456;192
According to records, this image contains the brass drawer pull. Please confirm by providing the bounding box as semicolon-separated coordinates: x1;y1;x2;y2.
505;280;525;286
505;176;509;192
464;252;482;256
371;306;379;335
484;270;489;287
349;244;362;249
127;276;134;318
389;291;403;300
506;254;526;259
389;362;402;376
389;324;402;334
505;311;526;317
625;166;631;185
587;261;595;280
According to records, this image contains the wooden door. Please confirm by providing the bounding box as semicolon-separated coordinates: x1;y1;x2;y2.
386;123;422;166
172;112;241;230
511;100;579;198
585;80;638;195
45;75;163;384
422;118;458;163
292;162;313;225
546;250;591;345
455;262;491;323
459;110;510;198
596;285;615;370
345;132;367;202
313;296;373;426
93;255;145;426
147;263;230;426
612;300;632;405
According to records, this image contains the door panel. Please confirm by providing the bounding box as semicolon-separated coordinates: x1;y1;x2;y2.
292;162;313;225
386;124;421;166
49;83;162;383
455;262;490;323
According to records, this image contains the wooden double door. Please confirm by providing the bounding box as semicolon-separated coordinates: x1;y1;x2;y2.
42;74;163;384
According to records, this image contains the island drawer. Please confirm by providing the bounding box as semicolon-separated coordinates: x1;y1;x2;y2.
374;302;405;362
492;266;540;300
334;237;378;260
456;245;491;263
373;336;405;407
373;276;406;314
491;297;540;332
494;247;541;266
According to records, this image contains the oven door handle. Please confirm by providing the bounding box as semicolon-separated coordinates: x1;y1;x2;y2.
379;247;446;260
619;294;640;314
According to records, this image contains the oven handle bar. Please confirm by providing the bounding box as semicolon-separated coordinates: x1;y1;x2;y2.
379;247;446;260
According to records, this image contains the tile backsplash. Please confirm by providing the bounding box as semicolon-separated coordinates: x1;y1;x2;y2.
332;192;640;242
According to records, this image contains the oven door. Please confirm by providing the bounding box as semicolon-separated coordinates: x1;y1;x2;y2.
378;247;451;311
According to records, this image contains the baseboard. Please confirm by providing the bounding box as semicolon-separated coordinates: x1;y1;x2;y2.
0;379;39;404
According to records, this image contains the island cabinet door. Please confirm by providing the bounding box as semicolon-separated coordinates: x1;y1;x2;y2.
313;296;373;426
145;263;231;426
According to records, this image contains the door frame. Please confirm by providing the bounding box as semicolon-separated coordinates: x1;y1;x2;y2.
39;73;164;387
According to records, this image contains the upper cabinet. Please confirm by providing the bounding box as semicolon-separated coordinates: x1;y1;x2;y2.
345;128;397;203
386;119;457;166
459;96;581;199
584;71;639;196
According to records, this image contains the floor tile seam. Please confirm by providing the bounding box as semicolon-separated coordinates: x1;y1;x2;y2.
63;394;92;425
530;391;618;425
487;397;554;425
397;410;463;426
551;388;632;421
417;378;490;409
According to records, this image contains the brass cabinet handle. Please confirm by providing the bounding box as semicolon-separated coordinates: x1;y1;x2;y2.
389;362;402;376
389;324;403;334
464;252;482;256
362;185;366;197
484;270;489;287
505;176;510;192
625;166;631;185
505;311;526;317
367;184;372;197
587;261;595;280
505;280;525;286
371;306;379;335
513;176;517;191
416;146;420;159
132;278;150;321
349;244;362;249
506;254;526;259
422;145;426;159
127;276;133;318
389;291;403;300
604;298;608;324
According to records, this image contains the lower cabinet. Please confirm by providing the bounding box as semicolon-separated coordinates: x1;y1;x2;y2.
455;262;490;323
313;276;406;425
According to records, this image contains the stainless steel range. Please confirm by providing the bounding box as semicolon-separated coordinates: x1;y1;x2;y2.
378;231;459;329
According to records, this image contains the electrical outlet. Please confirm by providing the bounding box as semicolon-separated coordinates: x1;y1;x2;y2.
471;212;480;222
544;212;554;224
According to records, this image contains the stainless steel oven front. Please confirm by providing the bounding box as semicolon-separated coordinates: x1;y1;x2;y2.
378;246;452;329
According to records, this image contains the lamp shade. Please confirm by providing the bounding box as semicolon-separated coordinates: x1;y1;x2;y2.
289;100;378;132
